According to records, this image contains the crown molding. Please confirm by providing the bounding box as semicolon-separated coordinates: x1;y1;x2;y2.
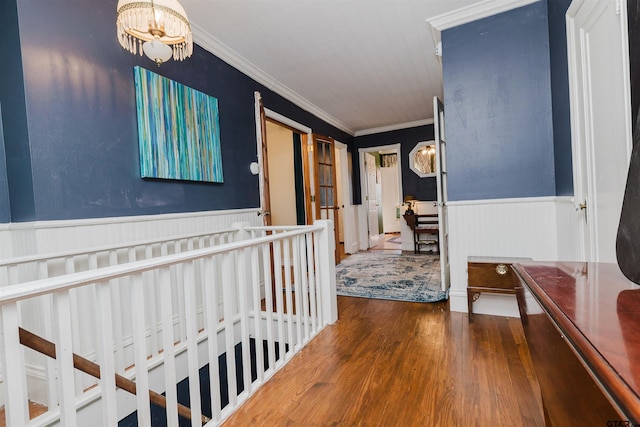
354;118;434;137
426;0;541;54
191;24;355;136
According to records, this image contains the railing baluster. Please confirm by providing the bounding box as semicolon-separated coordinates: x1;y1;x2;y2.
307;232;319;334
64;256;83;396
1;302;28;426
236;248;252;396
38;260;59;408
96;279;118;426
292;235;303;348
221;251;238;408
283;238;294;358
262;242;276;374
145;245;159;357
55;290;78;425
174;241;187;343
272;240;286;366
250;245;265;383
204;256;222;422
159;264;179;426
183;260;203;427
109;251;125;374
131;272;152;426
299;234;311;343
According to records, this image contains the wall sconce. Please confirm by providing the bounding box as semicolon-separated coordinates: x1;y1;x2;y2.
249;162;260;175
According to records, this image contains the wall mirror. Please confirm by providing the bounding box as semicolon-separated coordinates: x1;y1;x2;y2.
409;141;437;177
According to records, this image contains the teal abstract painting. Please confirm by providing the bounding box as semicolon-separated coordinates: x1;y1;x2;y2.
134;66;223;183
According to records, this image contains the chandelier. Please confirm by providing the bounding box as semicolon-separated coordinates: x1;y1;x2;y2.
116;0;193;66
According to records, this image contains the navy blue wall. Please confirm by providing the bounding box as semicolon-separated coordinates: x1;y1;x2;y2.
442;1;556;201
0;0;35;222
353;125;436;205
547;0;574;196
0;104;10;223
7;0;351;222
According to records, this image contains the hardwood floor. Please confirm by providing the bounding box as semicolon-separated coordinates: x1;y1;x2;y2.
223;297;544;426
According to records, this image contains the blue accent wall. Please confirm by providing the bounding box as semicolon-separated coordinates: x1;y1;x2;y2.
0;0;35;222
353;125;436;205
547;0;574;196
0;104;10;223
7;0;352;222
442;1;556;201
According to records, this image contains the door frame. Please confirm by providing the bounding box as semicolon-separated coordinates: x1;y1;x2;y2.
358;144;403;249
254;91;312;221
254;92;354;252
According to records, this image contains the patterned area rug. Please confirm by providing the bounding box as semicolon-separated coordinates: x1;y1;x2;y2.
336;251;447;303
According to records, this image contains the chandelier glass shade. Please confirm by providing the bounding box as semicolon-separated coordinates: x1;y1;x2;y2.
116;0;193;66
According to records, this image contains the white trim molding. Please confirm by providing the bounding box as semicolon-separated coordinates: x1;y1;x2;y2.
447;196;578;317
354;119;435;137
426;0;541;54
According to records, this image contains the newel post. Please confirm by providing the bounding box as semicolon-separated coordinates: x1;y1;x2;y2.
315;220;338;325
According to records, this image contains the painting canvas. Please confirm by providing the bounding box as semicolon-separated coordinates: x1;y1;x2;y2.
134;66;223;183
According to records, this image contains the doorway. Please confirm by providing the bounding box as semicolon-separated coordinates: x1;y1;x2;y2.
265;120;306;227
358;144;403;250
254;92;352;263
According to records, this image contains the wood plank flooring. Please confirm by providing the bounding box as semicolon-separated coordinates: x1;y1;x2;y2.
223;297;544;426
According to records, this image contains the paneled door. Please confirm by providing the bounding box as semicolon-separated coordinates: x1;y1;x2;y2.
567;0;632;262
312;134;341;263
434;96;450;292
364;152;380;248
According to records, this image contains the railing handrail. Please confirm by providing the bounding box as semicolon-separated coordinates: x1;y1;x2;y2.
245;225;310;231
0;224;324;305
0;228;239;268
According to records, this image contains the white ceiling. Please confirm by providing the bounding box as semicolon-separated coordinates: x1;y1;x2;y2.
180;0;522;136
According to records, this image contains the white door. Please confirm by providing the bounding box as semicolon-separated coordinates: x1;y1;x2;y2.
365;152;381;247
336;141;357;254
381;164;400;233
434;96;450;292
567;0;633;262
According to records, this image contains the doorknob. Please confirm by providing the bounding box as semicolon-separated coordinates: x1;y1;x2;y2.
257;211;271;217
575;199;587;224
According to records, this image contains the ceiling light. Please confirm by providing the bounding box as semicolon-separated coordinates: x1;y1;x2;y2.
116;0;193;66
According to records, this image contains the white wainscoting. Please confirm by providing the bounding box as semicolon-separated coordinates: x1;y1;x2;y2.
448;196;578;317
0;224;12;259
1;208;262;257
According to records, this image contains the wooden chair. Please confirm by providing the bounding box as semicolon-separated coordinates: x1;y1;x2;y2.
403;213;439;253
413;214;439;253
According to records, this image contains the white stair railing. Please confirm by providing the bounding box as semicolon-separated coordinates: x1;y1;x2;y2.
0;229;238;410
0;220;337;426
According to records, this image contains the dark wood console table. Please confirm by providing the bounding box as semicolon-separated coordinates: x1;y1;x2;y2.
467;256;529;322
513;261;640;426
